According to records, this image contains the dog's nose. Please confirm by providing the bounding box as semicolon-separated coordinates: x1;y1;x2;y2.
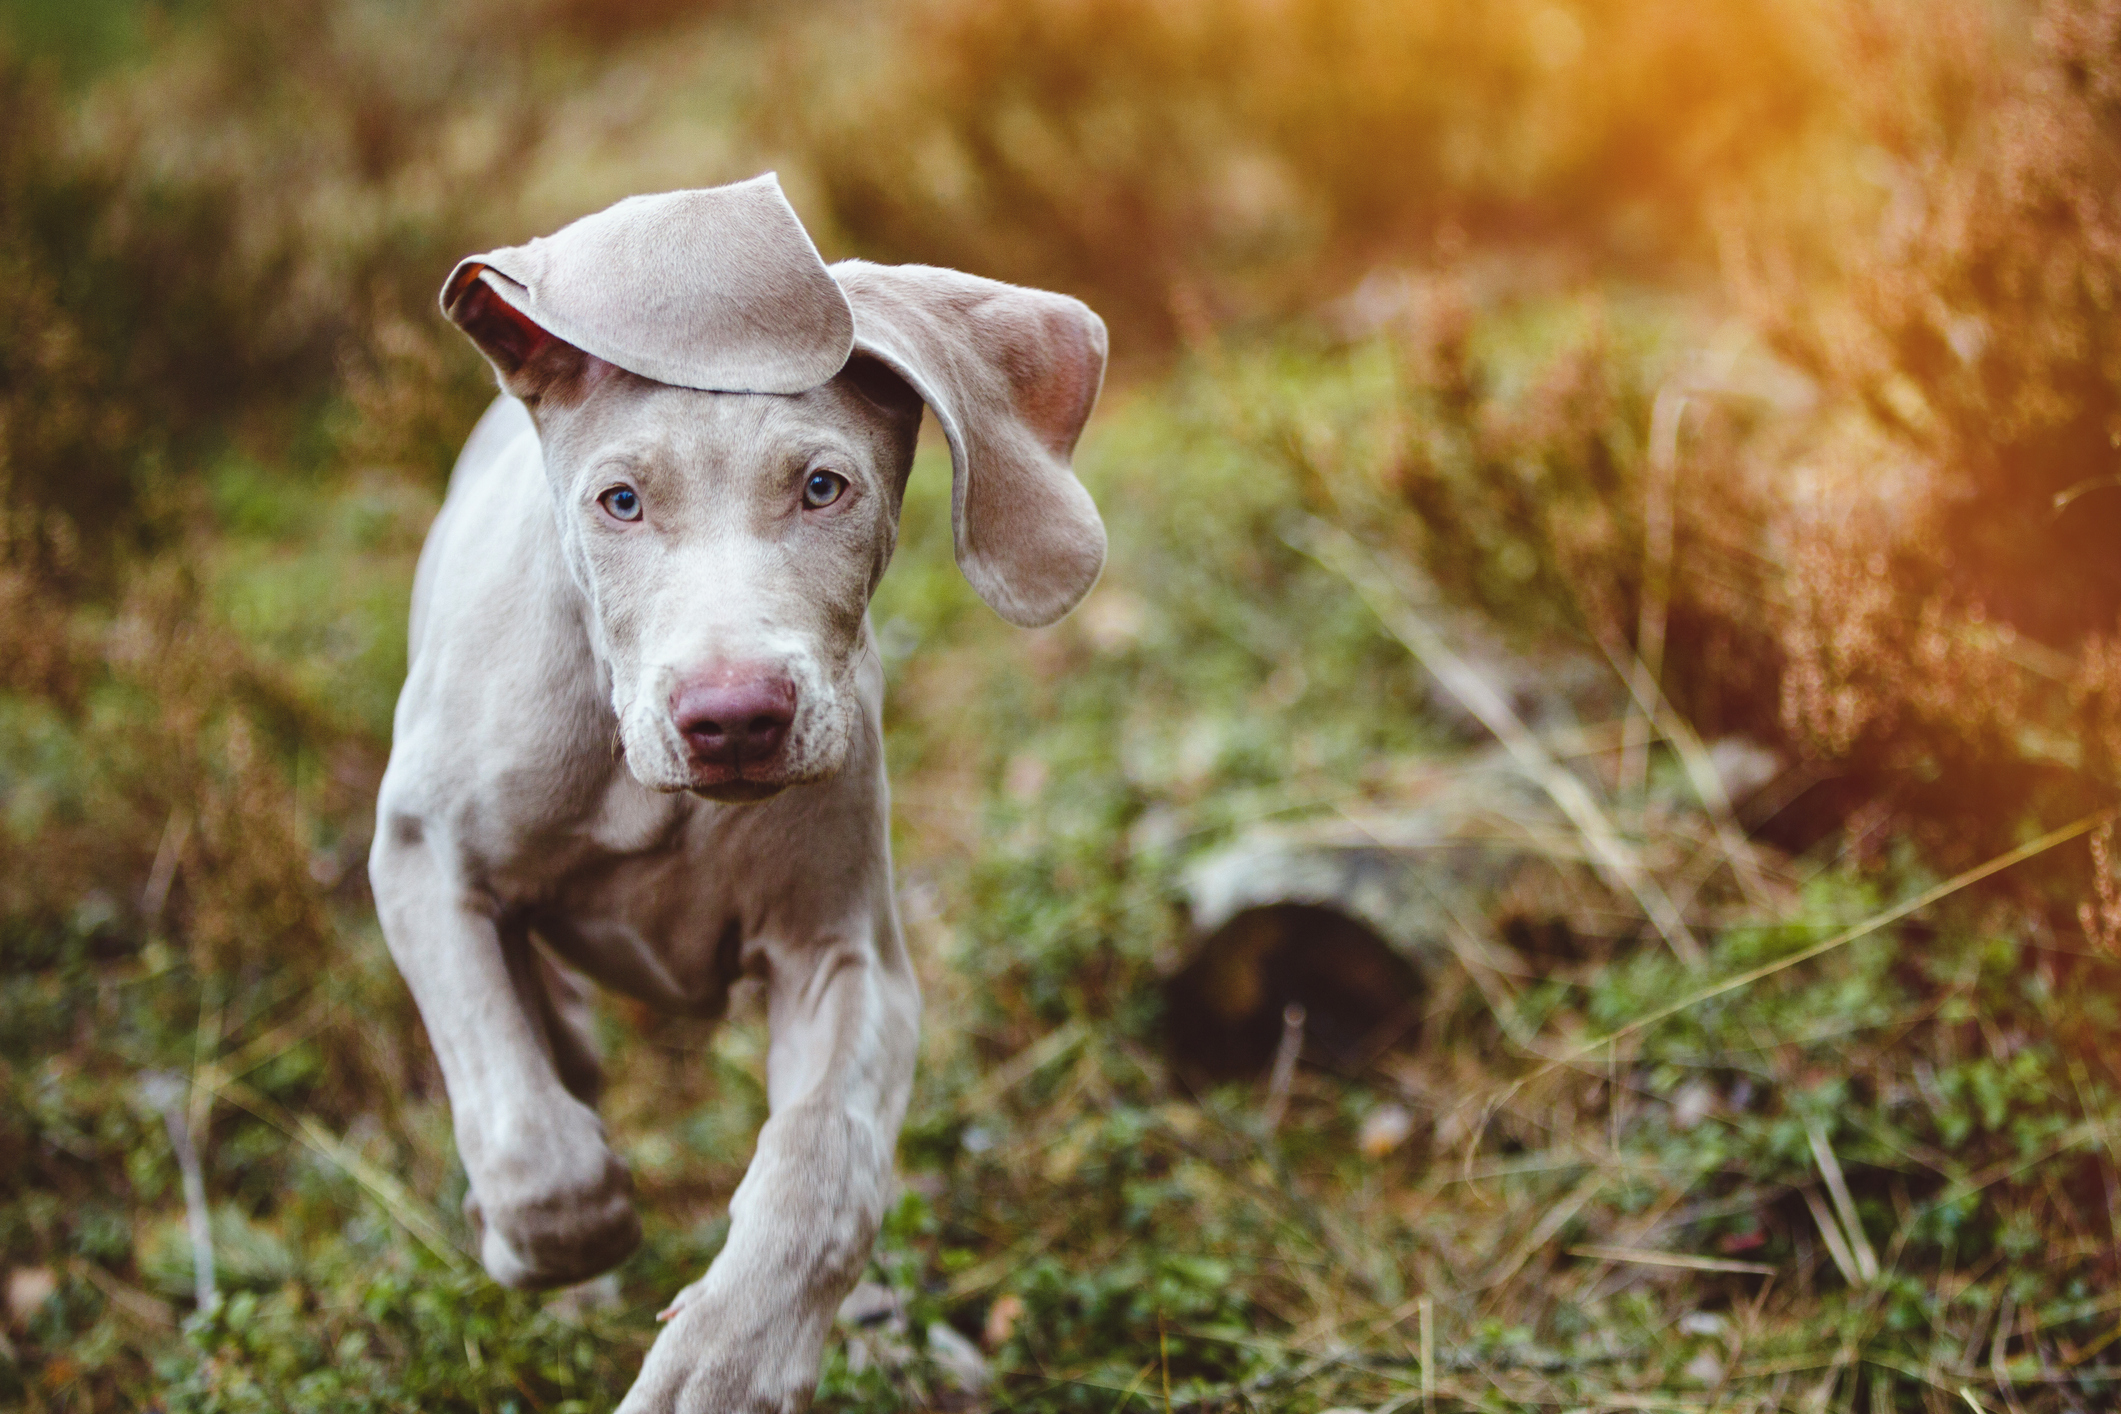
670;668;797;768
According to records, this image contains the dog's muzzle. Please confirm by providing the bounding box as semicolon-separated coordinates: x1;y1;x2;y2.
670;665;798;801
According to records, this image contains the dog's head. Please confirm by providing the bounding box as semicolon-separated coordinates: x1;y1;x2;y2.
440;176;1106;801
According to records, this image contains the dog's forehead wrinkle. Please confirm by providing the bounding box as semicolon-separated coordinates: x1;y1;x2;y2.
567;403;896;531
582;444;662;492
556;367;902;452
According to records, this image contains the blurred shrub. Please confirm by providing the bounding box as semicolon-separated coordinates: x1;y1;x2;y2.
769;0;2121;864
0;2;555;578
0;52;322;577
1712;0;2121;853
775;0;1839;348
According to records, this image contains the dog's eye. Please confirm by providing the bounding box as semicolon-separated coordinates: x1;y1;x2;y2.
599;486;642;521
803;470;848;509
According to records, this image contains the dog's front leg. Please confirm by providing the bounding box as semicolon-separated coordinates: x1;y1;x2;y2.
370;828;640;1287
618;915;920;1414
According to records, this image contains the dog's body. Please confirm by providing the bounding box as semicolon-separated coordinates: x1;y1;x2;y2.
369;177;1105;1412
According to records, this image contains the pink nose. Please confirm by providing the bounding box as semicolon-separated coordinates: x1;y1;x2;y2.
670;668;796;768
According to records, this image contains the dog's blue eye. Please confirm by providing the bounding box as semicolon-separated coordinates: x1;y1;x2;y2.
600;486;641;521
803;470;848;509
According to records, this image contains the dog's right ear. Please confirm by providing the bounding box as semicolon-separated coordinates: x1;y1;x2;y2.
442;263;600;407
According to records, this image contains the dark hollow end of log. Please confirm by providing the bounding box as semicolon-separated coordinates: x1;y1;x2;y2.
1164;902;1425;1084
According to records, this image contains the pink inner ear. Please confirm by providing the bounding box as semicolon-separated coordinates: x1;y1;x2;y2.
991;301;1104;458
447;269;555;375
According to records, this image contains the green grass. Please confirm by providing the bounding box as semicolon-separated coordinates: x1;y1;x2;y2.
8;318;2121;1413
9;0;2121;1406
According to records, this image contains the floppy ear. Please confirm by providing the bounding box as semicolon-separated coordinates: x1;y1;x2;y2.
440;175;851;397
833;260;1108;628
441;264;598;407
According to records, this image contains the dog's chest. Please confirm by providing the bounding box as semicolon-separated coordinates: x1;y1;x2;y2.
461;775;735;1014
524;826;747;1016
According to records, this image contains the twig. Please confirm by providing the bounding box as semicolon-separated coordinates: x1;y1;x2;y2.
140;808;192;926
137;1070;217;1313
1262;1004;1305;1133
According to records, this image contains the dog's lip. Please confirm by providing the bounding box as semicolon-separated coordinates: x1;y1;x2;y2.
688;779;785;803
684;759;792;803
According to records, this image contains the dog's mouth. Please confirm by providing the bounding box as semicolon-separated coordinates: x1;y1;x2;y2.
683;753;813;803
688;776;787;803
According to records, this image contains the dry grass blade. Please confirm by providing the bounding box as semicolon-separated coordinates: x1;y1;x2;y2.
955;1019;1086;1117
287;1110;471;1271
200;1074;471;1271
1419;1294;1435;1414
1619;380;1688;800
1802;1184;1864;1289
1481;1168;1605;1290
1295;517;1706;967
1540;807;2121;1068
943;1215;1072;1300
211;996;330;1086
1550;1398;1717;1412
1805;1115;1880;1283
139;808;192;925
1565;1245;1776;1277
1432;1152;1615;1186
1595;631;1776;910
68;1258;176;1330
1428;906;1537;1049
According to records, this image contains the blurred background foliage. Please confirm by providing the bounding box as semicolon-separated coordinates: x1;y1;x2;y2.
9;0;2121;1410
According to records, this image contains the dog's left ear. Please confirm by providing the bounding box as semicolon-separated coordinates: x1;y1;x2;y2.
834;261;1107;628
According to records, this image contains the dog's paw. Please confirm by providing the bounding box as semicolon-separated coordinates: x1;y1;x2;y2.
464;1108;640;1289
615;1290;822;1414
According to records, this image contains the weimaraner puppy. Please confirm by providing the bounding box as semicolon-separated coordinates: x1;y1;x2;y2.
368;173;1105;1413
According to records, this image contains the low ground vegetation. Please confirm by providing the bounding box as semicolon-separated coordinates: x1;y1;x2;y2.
7;2;2121;1411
